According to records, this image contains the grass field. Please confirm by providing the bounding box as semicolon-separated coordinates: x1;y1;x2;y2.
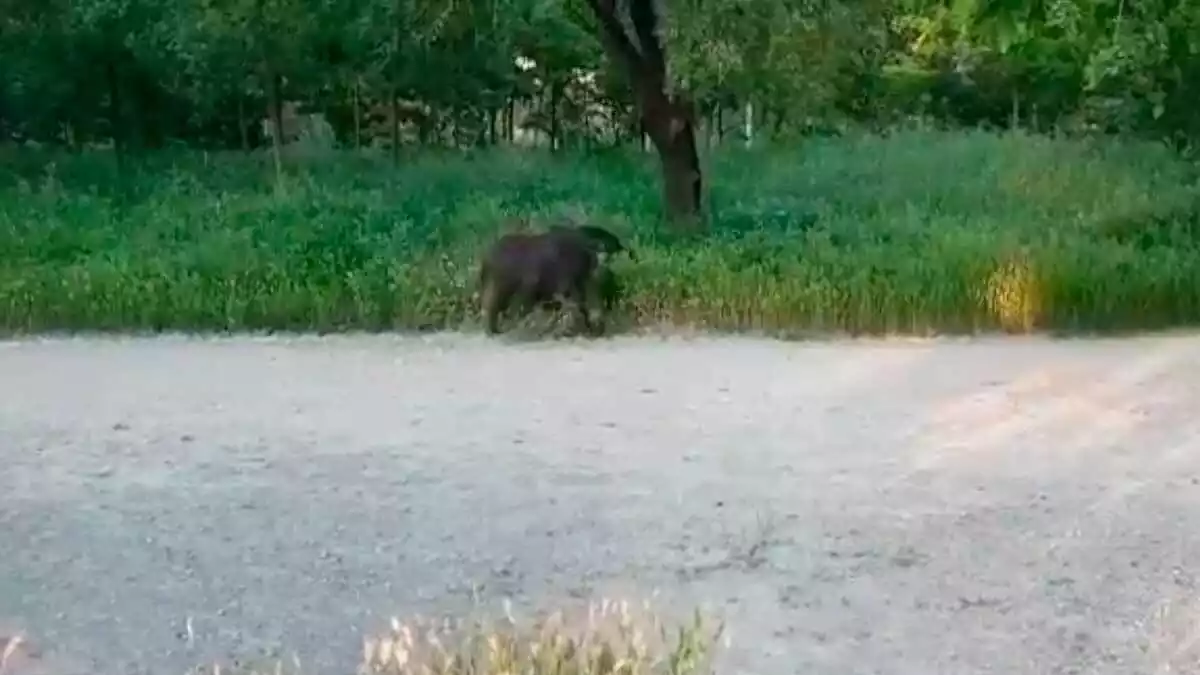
2;128;1199;337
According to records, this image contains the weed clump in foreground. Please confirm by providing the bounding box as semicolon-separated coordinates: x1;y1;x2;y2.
3;129;1200;336
360;600;722;675
187;599;724;675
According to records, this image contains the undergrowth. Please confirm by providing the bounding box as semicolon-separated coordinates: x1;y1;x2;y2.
2;128;1199;337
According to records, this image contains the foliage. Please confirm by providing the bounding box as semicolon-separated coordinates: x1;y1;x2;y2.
2;129;1199;337
3;0;1200;151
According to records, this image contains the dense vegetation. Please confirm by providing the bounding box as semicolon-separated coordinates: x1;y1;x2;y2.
3;130;1199;336
2;0;1200;337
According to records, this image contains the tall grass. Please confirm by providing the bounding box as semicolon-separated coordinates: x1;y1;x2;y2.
2;128;1199;337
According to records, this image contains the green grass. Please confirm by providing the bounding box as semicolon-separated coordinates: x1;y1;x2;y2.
2;128;1200;337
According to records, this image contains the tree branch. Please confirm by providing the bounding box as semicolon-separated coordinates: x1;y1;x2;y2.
628;0;665;83
582;0;645;83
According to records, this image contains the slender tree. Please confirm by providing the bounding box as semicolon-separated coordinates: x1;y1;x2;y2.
583;0;704;228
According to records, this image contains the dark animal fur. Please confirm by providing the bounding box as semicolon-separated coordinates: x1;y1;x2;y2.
478;228;599;335
592;265;623;313
542;224;631;314
547;223;634;260
535;222;633;314
478;224;633;336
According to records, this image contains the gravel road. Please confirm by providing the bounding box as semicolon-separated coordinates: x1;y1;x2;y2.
3;332;1200;675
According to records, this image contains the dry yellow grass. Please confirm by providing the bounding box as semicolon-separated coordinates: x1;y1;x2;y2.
984;255;1043;333
182;599;723;675
0;633;26;675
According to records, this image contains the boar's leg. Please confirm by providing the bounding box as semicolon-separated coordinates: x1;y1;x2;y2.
480;278;515;335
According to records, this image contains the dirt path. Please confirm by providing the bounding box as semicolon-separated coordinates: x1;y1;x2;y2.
3;333;1200;675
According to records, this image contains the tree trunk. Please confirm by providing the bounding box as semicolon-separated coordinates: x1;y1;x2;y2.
584;0;705;227
505;96;515;142
352;80;362;150
265;65;285;188
390;87;401;163
254;0;284;184
449;105;460;147
125;63;148;151
744;100;753;148
390;2;403;162
258;34;285;189
548;80;561;151
105;57;125;176
641;93;702;225
418;107;432;145
475;108;489;147
237;95;249;151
